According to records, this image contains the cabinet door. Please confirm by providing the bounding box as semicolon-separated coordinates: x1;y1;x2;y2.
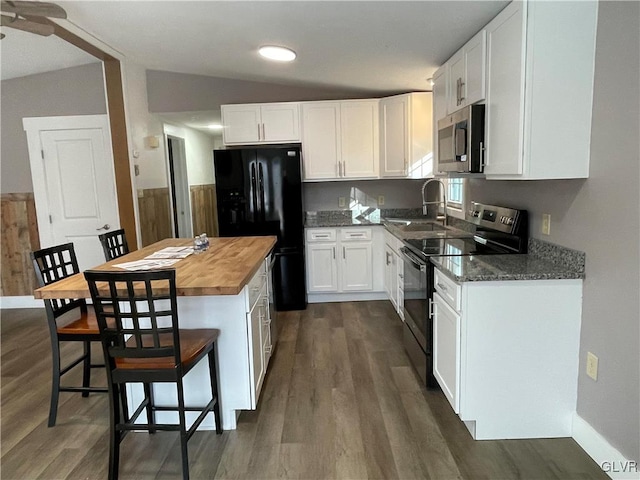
222;105;261;144
261;103;300;142
433;292;461;413
380;96;408;177
341;242;373;291
306;243;339;292
447;50;465;113
384;244;396;307
341;101;379;178
248;298;265;408
464;30;486;106
301;103;341;180
484;2;526;175
432;67;448;174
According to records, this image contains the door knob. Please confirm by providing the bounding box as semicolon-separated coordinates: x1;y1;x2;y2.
96;224;110;231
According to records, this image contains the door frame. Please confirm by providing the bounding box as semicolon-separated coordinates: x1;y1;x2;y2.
163;124;193;238
23;114;118;249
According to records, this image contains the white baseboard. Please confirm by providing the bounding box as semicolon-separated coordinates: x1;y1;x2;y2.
573;413;639;479
307;291;388;304
0;296;44;309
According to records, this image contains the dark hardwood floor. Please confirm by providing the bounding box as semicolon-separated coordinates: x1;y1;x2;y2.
1;302;607;479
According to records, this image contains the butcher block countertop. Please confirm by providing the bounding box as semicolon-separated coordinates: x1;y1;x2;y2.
34;236;277;300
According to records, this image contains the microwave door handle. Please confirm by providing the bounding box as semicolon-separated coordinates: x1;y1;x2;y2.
455;127;467;158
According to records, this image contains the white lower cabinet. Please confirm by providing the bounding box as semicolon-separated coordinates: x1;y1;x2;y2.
431;266;583;439
433;291;461;413
383;229;404;319
245;261;271;408
306;227;385;299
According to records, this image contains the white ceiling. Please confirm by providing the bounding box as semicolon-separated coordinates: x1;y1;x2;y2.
0;28;99;80
1;1;509;132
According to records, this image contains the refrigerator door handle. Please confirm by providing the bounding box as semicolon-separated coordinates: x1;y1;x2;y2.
258;162;265;219
250;162;258;219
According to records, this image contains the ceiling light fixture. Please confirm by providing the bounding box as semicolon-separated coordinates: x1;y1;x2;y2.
207;124;223;130
259;45;296;62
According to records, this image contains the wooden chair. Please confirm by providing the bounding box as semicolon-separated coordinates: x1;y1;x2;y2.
31;243;108;427
84;268;223;480
98;229;129;261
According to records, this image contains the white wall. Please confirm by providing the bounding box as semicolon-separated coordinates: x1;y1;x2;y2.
123;61;168;190
0;63;106;193
184;128;216;185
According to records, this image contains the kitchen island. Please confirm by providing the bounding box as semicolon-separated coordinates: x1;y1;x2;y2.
34;236;277;430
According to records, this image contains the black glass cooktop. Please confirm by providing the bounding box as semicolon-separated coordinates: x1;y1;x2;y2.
404;237;509;259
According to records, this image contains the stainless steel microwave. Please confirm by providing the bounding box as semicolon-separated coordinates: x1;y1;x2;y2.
437;104;485;173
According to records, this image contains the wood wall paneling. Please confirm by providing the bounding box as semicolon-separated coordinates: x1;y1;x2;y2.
1;193;41;296
191;183;218;237
137;188;172;247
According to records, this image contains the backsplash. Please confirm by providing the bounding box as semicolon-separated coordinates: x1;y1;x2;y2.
303;179;428;211
528;238;586;274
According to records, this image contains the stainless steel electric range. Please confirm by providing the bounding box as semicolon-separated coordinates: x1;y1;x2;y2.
400;202;528;387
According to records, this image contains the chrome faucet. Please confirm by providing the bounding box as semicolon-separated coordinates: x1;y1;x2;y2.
421;178;448;226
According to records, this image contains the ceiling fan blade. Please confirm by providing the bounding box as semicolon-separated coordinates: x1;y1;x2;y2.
0;14;54;35
1;1;66;19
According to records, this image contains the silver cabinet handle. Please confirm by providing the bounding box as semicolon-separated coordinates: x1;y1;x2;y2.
96;224;110;231
429;298;434;318
342;161;346;177
480;141;486;169
437;283;448;292
386;252;391;265
333;247;336;259
343;246;346;259
257;124;261;140
261;123;266;140
459;80;466;103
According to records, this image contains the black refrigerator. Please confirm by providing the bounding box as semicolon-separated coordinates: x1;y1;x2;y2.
213;145;306;311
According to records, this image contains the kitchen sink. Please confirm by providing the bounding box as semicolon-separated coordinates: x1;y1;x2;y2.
400;223;447;232
384;218;448;232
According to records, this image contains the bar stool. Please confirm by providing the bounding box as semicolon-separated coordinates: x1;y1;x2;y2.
31;243;108;427
84;268;223;480
98;229;129;261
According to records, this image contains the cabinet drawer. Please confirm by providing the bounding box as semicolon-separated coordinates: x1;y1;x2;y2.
248;266;267;311
306;228;337;242
434;268;461;312
340;228;372;241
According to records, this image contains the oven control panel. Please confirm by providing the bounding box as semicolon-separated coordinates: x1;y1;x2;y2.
467;202;524;234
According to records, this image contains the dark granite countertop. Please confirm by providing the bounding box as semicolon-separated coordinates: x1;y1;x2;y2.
430;254;585;282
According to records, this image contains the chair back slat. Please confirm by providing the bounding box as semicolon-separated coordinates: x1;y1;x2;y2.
84;269;181;363
31;243;86;317
98;229;130;261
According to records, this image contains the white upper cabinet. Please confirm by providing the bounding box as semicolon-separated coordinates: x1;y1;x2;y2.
432;66;448;174
447;30;487;114
484;0;598;179
379;92;433;178
301;102;342;179
222;103;300;145
341;100;379;178
302;99;378;181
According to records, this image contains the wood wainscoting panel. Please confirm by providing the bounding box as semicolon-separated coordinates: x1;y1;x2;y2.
1;193;41;296
190;184;218;237
137;188;172;247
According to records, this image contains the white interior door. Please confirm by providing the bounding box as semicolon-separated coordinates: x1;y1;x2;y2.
24;115;120;271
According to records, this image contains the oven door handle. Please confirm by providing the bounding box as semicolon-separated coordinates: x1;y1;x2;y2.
400;247;427;272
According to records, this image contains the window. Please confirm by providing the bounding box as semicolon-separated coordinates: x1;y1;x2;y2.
446;178;466;219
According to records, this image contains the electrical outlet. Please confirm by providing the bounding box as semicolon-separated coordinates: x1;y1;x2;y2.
586;352;598;381
378;195;385;206
541;213;551;235
338;197;346;208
